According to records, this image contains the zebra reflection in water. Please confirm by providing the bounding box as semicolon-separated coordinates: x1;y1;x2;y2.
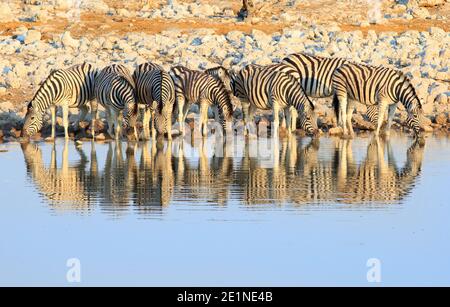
21;136;425;214
21;141;93;212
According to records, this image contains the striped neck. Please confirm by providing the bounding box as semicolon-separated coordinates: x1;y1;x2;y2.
288;83;311;113
396;79;420;114
30;75;59;114
210;82;232;120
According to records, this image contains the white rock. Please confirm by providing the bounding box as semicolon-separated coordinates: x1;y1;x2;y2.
429;27;447;40
226;31;244;47
53;0;70;10
61;31;79;49
435;93;449;104
24;30;41;44
280;12;297;23
251;29;271;49
117;8;132;18
0;101;14;112
0;3;14;22
80;0;109;14
412;7;430;18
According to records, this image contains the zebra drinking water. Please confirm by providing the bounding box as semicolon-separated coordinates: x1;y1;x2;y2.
133;62;176;140
331;62;423;137
170;65;233;137
281;53;380;130
231;64;317;137
94;64;137;140
22;63;97;140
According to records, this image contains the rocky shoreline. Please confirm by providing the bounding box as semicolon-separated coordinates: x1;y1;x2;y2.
0;1;449;142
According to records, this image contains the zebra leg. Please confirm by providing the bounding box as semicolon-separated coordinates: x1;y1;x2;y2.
338;96;348;136
182;102;190;134
241;101;251;136
115;110;123;140
50;105;56;140
249;105;259;137
385;103;398;137
281;110;287;129
200;102;209;137
272;101;280;137
285;107;292;133
290;107;298;132
375;100;388;137
62;105;69;139
167;110;173;141
142;106;150;140
346;100;355;138
177;95;186;136
106;109;114;138
90;100;98;139
151;110;157;140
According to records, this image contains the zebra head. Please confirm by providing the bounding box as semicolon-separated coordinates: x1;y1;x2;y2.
398;76;423;136
154;103;173;135
290;82;318;136
405;111;423;137
22;102;44;138
299;99;318;136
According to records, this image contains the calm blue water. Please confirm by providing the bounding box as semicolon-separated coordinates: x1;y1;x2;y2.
0;133;449;286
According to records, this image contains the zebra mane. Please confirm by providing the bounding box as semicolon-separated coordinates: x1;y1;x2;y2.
157;69;166;113
205;65;230;77
279;69;315;111
209;75;233;119
397;71;422;109
29;69;60;110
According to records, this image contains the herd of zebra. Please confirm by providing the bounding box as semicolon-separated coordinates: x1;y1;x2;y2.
21;52;425;142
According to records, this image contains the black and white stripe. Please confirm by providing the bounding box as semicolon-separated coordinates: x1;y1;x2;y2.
22;63;97;139
231;64;317;136
170;65;233;137
94;64;136;139
133;62;176;140
281;53;380;129
204;66;233;94
332;62;423;137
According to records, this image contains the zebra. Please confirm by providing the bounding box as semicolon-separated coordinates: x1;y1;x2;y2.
133;62;176;140
231;64;317;137
94;64;137;140
204;65;237;124
22;63;97;140
331;62;423;137
170;65;234;137
281;53;380;130
206;63;299;132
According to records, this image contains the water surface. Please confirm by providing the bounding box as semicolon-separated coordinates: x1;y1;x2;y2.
0;133;449;286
